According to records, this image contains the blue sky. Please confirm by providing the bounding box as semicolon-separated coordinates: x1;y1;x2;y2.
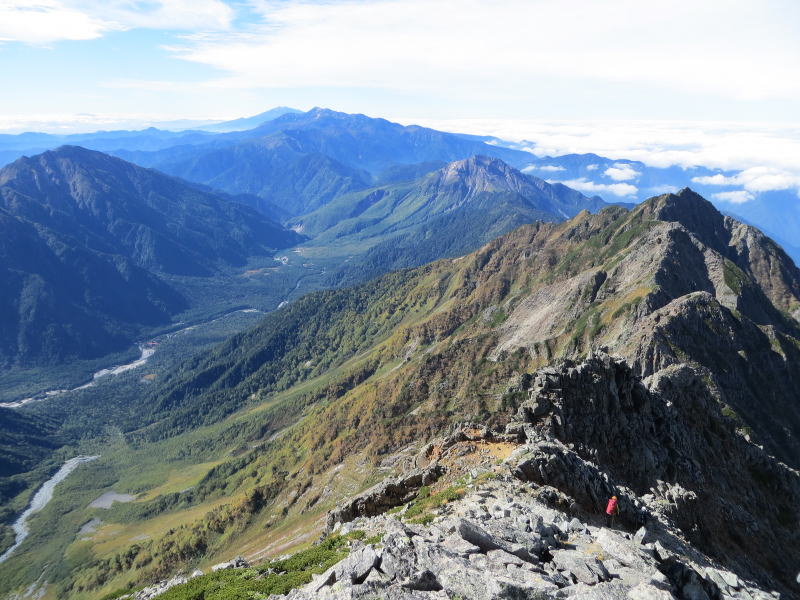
0;1;799;201
1;0;799;125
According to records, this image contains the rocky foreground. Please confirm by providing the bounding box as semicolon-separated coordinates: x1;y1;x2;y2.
293;476;774;600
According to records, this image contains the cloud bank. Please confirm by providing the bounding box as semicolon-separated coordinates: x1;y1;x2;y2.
548;178;638;198
692;167;800;194
406;117;800;200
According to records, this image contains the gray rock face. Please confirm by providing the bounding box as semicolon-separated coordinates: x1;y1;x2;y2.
131;569;203;600
508;353;800;594
550;548;610;585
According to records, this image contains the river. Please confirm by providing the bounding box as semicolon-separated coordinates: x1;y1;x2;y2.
0;456;100;564
0;308;263;410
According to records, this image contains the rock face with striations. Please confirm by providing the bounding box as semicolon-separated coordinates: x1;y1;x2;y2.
493;188;800;468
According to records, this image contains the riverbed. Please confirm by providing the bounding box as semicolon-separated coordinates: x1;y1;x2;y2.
0;456;100;564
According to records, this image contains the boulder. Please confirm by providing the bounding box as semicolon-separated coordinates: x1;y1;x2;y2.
440;534;481;557
210;556;250;572
634;526;654;545
551;548;611;585
455;518;504;552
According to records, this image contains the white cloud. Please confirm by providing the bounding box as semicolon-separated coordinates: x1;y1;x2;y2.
536;165;566;172
692;166;800;193
161;0;800;104
0;1;109;43
0;0;233;44
586;164;600;171
713;190;755;204
691;173;734;185
604;163;640;181
549;178;638;198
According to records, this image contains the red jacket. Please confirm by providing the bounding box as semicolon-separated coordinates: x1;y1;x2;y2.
605;497;618;515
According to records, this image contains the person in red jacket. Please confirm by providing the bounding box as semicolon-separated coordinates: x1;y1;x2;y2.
605;495;619;527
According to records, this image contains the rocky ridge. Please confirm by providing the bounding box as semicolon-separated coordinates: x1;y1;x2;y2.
301;352;799;600
492;189;800;467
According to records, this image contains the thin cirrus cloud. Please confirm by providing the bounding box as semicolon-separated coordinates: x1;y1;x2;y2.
160;0;800;104
0;0;233;45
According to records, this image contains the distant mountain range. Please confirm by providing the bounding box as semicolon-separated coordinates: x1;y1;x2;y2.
0;107;797;372
110;108;535;216
1;108;797;265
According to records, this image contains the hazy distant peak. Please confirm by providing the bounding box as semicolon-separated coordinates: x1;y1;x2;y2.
199;107;302;132
438;155;535;195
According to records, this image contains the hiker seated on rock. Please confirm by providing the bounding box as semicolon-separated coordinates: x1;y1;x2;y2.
605;495;619;527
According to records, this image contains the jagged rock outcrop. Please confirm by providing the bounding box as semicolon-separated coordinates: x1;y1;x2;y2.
327;463;445;531
506;353;800;594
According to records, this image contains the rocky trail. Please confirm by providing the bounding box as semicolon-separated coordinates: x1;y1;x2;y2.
299;477;771;600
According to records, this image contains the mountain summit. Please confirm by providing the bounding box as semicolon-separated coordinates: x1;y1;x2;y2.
0;146;303;366
439;155;535;193
0;146;301;276
295;155;610;284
